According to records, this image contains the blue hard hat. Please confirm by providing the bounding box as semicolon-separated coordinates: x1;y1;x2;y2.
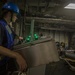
2;2;19;14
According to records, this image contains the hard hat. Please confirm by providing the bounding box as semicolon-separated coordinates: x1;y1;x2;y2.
2;2;19;14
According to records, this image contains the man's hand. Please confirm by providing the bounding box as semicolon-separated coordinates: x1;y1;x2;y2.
15;52;27;71
19;37;23;40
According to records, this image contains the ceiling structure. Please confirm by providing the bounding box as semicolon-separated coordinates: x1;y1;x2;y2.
23;0;75;20
4;0;75;29
6;0;75;20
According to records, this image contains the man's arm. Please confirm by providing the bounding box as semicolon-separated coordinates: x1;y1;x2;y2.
0;46;27;71
0;46;18;58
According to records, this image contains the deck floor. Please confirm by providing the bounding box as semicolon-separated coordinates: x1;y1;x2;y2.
45;60;75;75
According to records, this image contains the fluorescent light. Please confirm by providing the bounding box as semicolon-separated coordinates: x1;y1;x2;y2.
64;3;75;9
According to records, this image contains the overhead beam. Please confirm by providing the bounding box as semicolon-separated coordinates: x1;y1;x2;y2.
26;17;75;25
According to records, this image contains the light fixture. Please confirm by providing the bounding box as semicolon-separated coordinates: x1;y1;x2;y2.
64;3;75;9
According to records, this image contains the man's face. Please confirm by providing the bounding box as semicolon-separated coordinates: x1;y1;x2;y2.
12;13;17;22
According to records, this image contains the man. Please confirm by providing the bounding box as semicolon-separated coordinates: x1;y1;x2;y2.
0;2;27;75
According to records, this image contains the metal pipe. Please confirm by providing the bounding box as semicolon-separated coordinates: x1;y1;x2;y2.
30;19;35;42
26;17;75;24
